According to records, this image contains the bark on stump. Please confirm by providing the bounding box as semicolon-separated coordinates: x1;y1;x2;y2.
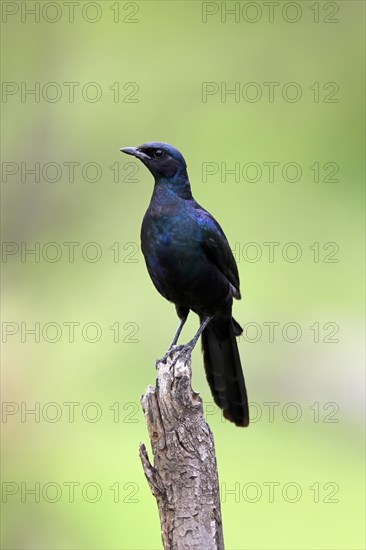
139;351;225;550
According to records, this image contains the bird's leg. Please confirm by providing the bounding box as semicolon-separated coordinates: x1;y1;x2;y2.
168;315;214;367
170;317;186;348
186;315;213;349
157;306;190;365
158;317;187;365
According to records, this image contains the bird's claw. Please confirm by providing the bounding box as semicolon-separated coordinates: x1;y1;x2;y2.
156;345;178;366
156;343;194;368
169;343;194;368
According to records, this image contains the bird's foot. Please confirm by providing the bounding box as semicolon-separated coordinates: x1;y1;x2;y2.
155;347;175;367
156;342;194;368
168;342;195;368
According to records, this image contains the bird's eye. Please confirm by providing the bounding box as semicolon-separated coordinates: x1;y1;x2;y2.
154;149;165;158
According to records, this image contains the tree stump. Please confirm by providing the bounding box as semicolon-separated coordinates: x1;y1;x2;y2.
139;351;225;550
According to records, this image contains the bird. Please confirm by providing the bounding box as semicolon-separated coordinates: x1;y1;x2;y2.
120;142;249;427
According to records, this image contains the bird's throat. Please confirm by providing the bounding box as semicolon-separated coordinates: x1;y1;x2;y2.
153;173;193;201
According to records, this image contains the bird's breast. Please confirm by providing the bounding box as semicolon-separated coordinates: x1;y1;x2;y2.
142;214;198;266
140;209;229;312
143;208;197;267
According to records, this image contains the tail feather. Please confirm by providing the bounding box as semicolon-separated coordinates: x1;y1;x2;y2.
201;316;249;427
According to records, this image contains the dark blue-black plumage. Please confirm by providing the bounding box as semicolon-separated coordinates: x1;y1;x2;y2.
121;142;249;427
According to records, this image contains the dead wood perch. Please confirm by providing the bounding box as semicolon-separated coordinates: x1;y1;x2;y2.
139;351;225;550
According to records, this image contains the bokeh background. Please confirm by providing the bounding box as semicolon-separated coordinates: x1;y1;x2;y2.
1;1;365;549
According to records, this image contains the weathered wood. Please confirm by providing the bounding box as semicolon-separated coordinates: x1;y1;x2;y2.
139;351;225;550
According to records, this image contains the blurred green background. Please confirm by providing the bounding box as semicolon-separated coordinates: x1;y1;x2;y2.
1;1;365;549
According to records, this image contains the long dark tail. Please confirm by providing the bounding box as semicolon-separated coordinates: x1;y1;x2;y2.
201;316;249;427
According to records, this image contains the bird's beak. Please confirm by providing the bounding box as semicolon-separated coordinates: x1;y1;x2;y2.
120;147;150;161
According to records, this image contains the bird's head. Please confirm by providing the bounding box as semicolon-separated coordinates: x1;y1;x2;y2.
120;142;187;180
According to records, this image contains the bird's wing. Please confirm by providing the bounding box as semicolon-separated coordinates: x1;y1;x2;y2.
196;205;241;299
